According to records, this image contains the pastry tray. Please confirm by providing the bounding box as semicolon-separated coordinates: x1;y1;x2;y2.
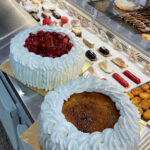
17;0;150;127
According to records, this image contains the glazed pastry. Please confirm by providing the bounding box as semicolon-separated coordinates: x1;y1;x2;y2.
112;57;127;68
112;73;129;88
123;70;141;84
98;47;111;57
138;106;143;115
71;19;80;27
72;27;82;37
143;110;150;120
124;91;134;99
141;100;150;111
114;0;140;11
32;13;40;22
52;11;61;19
41;12;50;19
85;50;97;61
139;92;150;99
147;90;150;94
83;38;94;48
141;84;149;91
131;88;143;96
131;97;141;106
98;60;114;74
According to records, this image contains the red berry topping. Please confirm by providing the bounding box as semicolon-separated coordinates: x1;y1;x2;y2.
61;16;68;24
24;31;74;58
43;17;51;25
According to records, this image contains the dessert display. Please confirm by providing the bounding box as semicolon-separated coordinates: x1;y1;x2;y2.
41;12;50;19
38;77;140;150
52;10;61;19
71;19;80;27
112;73;130;88
98;47;111;57
112;57;128;68
32;13;40;22
71;27;82;37
114;0;140;11
119;7;150;33
126;82;150;120
60;16;68;27
9;26;85;90
98;60;114;74
83;38;94;48
123;70;141;84
85;50;97;61
42;17;51;25
128;49;138;62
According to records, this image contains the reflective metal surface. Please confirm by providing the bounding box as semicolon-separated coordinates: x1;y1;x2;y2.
0;0;40;122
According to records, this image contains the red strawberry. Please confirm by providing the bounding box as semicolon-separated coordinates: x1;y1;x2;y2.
43;17;51;25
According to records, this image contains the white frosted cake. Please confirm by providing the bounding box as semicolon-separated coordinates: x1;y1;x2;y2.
10;26;85;90
38;77;140;150
115;0;140;11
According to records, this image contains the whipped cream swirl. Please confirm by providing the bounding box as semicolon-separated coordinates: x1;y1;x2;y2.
38;77;140;150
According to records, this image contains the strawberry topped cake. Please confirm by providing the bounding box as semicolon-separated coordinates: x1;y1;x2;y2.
10;26;85;90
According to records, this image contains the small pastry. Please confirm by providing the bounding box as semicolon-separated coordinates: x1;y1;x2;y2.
112;73;129;88
147;90;150;94
123;70;141;84
112;57;127;68
141;100;150;111
58;1;65;10
124;91;134;99
138;106;143;115
113;39;123;51
81;17;89;28
142;62;150;75
31;0;40;6
91;23;98;34
24;4;39;13
139;92;150;100
131;97;141;106
43;17;51;25
141;84;149;91
42;4;55;12
98;60;114;74
147;99;150;104
85;50;97;61
127;49;138;62
98;47;111;57
32;13;40;22
52;11;61;19
114;0;140;11
41;12;50;19
131;88;143;96
71;19;80;27
72;27;82;37
83;38;94;48
60;16;68;27
100;30;109;42
138;27;150;33
143;110;150;120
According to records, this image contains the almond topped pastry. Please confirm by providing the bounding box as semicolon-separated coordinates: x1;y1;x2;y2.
112;57;128;68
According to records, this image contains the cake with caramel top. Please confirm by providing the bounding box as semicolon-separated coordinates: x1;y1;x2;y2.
38;77;140;150
62;92;120;133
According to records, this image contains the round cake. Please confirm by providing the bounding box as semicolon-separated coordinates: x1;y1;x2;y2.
114;0;140;11
38;77;140;150
9;26;85;90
